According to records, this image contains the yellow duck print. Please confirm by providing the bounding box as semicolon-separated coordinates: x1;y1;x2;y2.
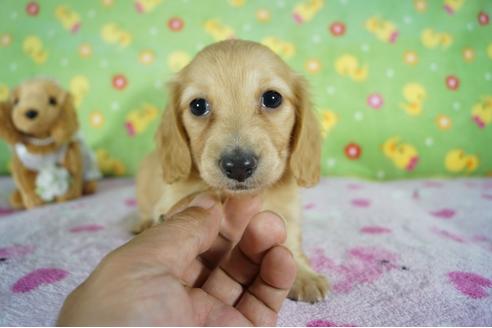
101;0;116;7
55;5;81;33
96;149;126;176
443;0;465;14
383;137;420;172
125;103;159;137
413;0;428;12
23;36;48;64
365;17;399;43
292;0;324;24
261;37;296;60
134;0;162;13
167;51;191;72
89;112;105;128
471;96;492;129
421;28;453;49
1;32;13;47
228;0;246;7
400;83;426;116
320;110;338;138
335;54;368;82
445;149;479;173
0;84;9;101
101;23;133;47
204;19;235;41
70;75;90;108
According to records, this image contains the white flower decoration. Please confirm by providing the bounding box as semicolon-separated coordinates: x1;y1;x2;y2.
35;165;71;202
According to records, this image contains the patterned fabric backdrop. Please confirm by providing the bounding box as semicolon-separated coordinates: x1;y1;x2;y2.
0;0;491;179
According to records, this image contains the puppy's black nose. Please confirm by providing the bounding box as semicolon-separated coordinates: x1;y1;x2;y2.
219;149;258;182
25;109;38;120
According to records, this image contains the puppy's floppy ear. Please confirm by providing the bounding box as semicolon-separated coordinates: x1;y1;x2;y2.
155;80;192;183
0;89;22;144
51;92;79;145
289;76;321;187
0;101;20;144
9;86;20;105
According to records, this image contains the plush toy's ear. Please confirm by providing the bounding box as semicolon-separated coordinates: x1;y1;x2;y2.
0;99;22;145
289;76;321;187
155;80;192;184
51;92;79;145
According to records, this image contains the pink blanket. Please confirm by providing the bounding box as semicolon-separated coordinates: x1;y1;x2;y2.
0;177;491;326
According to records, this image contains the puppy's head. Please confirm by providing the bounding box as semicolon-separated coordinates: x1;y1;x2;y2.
157;40;321;193
9;79;78;144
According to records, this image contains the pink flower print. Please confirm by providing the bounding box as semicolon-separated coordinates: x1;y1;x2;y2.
0;245;35;260
367;93;384;109
310;247;400;294
430;208;456;219
69;224;105;233
360;226;391;234
351;198;371;208
11;268;69;293
448;271;492;299
431;227;465;243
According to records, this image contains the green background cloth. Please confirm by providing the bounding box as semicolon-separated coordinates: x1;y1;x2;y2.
0;0;491;179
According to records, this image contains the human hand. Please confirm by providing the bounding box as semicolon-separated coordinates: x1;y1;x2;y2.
57;194;296;326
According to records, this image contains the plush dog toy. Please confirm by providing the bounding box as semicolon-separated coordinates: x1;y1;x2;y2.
0;78;100;209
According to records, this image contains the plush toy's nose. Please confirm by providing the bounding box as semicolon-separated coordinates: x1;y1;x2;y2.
219;148;258;182
25;109;39;120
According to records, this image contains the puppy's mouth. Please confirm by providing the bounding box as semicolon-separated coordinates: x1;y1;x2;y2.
226;182;257;193
18;130;51;141
230;184;250;191
12;118;49;137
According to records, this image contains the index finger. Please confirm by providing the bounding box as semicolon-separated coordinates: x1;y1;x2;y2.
126;194;224;277
181;195;262;286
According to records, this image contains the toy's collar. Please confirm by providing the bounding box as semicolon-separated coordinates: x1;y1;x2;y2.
25;136;55;147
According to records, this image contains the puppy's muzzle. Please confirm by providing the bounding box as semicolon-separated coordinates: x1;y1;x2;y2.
219;148;258;182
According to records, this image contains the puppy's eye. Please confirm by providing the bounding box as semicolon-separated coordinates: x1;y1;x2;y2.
190;98;210;117
13;98;19;106
261;90;282;109
49;97;58;106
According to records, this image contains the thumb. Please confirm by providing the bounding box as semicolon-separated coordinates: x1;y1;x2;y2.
134;194;224;277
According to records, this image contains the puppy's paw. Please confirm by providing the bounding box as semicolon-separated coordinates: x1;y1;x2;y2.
9;190;25;209
288;268;329;303
131;218;154;234
82;180;97;195
56;195;75;203
56;186;83;203
23;194;44;209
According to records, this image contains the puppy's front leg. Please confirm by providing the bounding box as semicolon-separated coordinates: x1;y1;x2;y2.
133;192;198;234
284;212;329;303
263;187;329;303
133;180;207;234
57;142;83;202
11;156;43;209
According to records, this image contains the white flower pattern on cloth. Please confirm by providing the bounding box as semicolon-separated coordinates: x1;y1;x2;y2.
35;165;71;201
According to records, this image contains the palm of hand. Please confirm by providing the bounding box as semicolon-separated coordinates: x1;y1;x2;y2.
58;196;295;326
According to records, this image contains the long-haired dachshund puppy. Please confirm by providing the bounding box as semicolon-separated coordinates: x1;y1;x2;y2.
135;40;327;302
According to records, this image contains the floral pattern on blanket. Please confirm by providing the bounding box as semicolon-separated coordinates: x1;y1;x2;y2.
0;177;491;326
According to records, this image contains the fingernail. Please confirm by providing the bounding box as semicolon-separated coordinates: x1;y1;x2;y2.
189;193;217;209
